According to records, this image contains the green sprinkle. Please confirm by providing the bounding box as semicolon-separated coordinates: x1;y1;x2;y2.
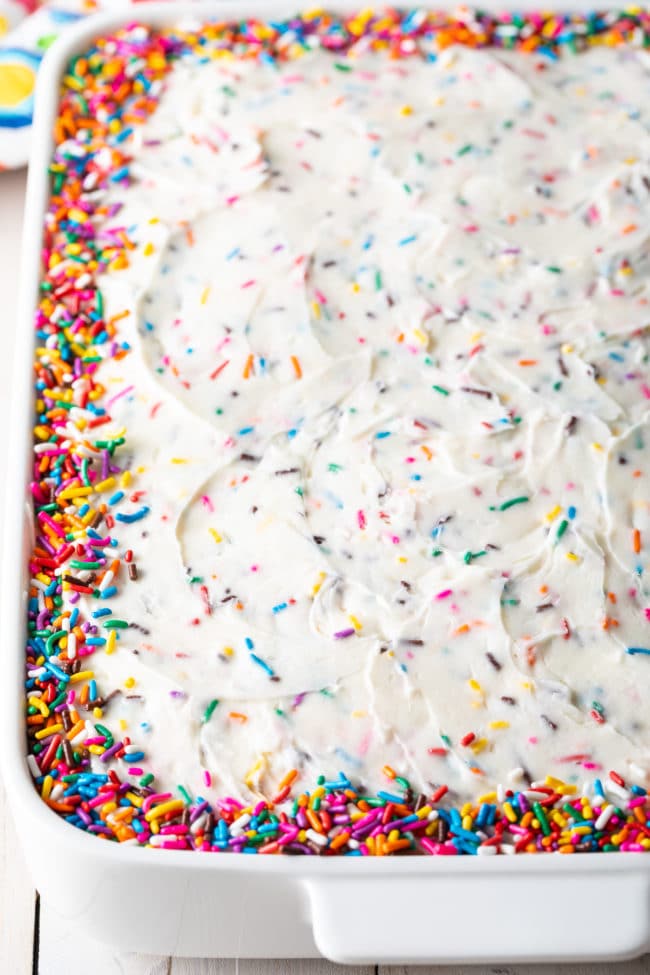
139;773;154;788
203;699;219;723
178;785;192;804
375;270;383;291
457;144;473;156
546;266;563;274
533;801;551;836
102;619;128;629
432;384;450;396
69;560;102;570
556;519;569;541
334;62;352;71
498;496;529;511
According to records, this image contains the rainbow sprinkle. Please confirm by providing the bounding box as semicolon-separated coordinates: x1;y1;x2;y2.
24;9;650;855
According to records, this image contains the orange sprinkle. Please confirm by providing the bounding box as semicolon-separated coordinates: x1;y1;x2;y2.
421;445;433;460
277;768;298;791
622;224;638;235
633;529;641;554
229;711;247;723
518;359;538;367
242;354;254;379
290;355;302;379
382;765;396;780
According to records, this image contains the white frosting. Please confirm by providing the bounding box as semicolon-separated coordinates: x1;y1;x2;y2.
80;44;650;803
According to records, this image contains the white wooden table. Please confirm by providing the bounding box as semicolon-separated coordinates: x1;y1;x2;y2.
1;168;648;975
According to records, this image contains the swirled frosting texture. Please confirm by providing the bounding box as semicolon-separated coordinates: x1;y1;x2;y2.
92;44;650;802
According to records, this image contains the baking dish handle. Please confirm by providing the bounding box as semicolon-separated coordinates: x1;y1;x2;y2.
305;865;650;964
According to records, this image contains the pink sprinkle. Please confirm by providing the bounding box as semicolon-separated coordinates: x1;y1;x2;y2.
204;770;212;787
435;589;453;600
241;279;256;289
314;289;327;305
644;608;650;621
201;495;214;512
106;386;135;410
641;384;650;400
357;509;366;530
463;224;479;233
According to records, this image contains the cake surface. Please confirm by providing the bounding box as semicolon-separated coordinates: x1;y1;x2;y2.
27;11;650;854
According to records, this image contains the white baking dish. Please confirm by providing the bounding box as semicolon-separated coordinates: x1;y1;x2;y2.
3;1;650;964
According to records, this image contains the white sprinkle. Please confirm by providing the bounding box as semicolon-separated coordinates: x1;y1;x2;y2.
595;805;615;831
305;829;328;847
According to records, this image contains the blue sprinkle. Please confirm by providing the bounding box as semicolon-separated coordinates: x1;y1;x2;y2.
100;585;117;599
272;602;288;614
245;637;254;650
362;234;374;250
375;431;391;439
116;506;150;524
108;490;125;506
627;647;650;656
608;351;624;362
249;653;275;678
377;791;404;804
567;505;577;519
238;426;254;436
123;751;145;762
92;608;112;619
398;234;417;246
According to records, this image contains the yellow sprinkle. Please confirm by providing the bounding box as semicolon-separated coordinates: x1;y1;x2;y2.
41;776;53;800
223;646;234;657
120;470;132;488
462;815;473;830
35;573;52;587
489;720;510;730
35;724;63;740
400;105;413;116
468;679;483;692
351;282;361;293
566;552;580;562
478;792;497;803
416;805;432;819
94;477;116;492
124;677;136;689
93;706;103;719
397;556;408;563
143;242;155;257
145;799;185;822
200;287;210;305
171;457;189;464
348;614;362;631
311;301;321;319
413;328;427;345
57;486;93;501
503;802;517;823
351;710;367;718
625;157;638;165
126;791;143;808
88;744;104;755
148;217;160;225
591;442;603;452
106;630;117;655
29;696;50;717
209;528;222;544
470;737;487;754
119;719;128;731
520;681;533;692
545;505;561;522
68;670;94;684
460;802;472;817
311;571;326;596
561;343;574;355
